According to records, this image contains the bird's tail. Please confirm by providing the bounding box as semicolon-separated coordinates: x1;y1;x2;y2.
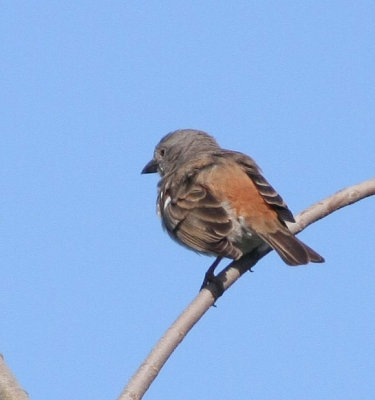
259;228;325;266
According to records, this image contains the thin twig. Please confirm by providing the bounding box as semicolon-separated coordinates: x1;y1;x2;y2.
118;177;375;400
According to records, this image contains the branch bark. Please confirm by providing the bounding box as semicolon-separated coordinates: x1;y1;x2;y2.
119;177;375;400
0;354;29;400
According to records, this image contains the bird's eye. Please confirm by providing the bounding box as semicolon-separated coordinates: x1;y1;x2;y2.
159;148;166;157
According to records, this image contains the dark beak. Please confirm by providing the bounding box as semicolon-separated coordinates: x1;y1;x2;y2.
141;159;158;174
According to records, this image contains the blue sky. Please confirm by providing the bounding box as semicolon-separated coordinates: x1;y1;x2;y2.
1;2;374;399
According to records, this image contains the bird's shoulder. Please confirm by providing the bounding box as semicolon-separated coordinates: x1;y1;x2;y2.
160;155;216;199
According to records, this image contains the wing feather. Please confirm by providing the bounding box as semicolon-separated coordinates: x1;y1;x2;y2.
158;172;241;259
224;151;295;223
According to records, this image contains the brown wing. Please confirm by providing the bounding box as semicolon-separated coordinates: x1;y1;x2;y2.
206;153;325;266
158;167;242;259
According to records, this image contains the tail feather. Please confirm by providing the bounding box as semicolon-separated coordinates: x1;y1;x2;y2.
259;229;325;266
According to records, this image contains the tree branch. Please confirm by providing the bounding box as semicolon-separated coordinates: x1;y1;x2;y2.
118;177;375;400
0;354;29;400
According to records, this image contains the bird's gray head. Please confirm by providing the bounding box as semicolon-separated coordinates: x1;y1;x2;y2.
141;129;220;176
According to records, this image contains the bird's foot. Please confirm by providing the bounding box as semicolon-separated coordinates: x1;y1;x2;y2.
200;257;225;299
